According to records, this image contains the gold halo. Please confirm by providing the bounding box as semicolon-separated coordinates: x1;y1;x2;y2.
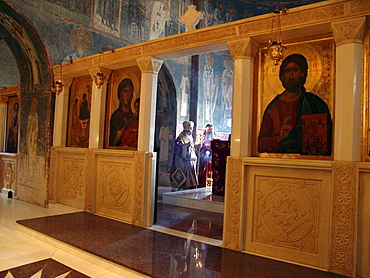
264;44;322;97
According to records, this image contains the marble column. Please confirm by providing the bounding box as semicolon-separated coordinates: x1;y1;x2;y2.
227;38;259;157
136;57;163;152
332;17;366;162
52;77;73;147
329;17;366;277
88;68;112;148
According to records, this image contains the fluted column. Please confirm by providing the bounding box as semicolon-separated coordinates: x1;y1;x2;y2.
88;68;112;148
332;17;366;162
227;38;259;157
52;77;73;147
136;57;163;152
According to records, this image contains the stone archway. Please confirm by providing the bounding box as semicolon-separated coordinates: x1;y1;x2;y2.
0;1;53;207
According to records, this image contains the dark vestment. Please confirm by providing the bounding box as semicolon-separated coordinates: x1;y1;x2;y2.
109;107;134;146
258;89;332;155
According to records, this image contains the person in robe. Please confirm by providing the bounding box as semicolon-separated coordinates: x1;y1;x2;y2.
198;123;215;187
109;78;135;147
258;54;332;155
170;121;198;190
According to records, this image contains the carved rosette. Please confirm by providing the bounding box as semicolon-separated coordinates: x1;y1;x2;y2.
331;17;366;47
137;57;163;74
223;157;243;250
84;149;94;212
330;162;358;276
351;0;370;14
227;38;259;60
132;151;146;226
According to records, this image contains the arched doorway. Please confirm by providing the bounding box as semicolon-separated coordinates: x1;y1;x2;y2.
0;1;52;207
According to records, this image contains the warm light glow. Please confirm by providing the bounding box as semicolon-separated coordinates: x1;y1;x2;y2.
95;71;105;89
51;80;64;94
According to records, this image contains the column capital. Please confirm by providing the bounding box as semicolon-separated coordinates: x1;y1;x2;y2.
227;38;259;60
331;17;367;47
137;57;163;74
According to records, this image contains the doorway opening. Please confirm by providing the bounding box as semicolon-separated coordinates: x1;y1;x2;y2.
153;52;232;242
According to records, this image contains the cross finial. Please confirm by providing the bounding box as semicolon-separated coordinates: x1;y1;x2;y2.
180;5;203;31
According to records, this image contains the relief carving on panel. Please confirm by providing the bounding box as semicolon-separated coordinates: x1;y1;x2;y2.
132;151;146;226
61;158;86;200
253;176;319;253
100;162;132;213
223;157;243;250
84;149;94;212
3;161;15;190
330;162;357;277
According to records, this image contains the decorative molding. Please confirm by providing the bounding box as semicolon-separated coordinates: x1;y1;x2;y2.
223;156;243;250
132;151;146;226
142;26;236;55
238;4;345;37
0;85;20;97
137;57;163;74
84;149;94;212
331;17;366;46
330;162;358;277
227;38;259;60
351;0;370;14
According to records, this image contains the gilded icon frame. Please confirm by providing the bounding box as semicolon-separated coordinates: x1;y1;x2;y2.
253;38;335;159
104;66;141;150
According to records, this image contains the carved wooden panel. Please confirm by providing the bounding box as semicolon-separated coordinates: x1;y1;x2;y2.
2;156;16;191
244;165;332;269
329;162;358;277
54;150;87;210
57;156;86;210
223;157;243;250
253;176;319;252
357;168;370;278
132;151;146;226
95;153;134;222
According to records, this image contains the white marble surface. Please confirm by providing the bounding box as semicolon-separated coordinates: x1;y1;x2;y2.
162;187;224;213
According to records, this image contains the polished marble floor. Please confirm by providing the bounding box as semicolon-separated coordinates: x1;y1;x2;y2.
1;192;349;278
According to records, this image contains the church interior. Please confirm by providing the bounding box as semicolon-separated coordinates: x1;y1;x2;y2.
0;0;370;277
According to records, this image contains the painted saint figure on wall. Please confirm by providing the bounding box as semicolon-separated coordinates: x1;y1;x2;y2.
258;54;332;155
27;99;39;176
203;53;218;124
6;101;19;153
